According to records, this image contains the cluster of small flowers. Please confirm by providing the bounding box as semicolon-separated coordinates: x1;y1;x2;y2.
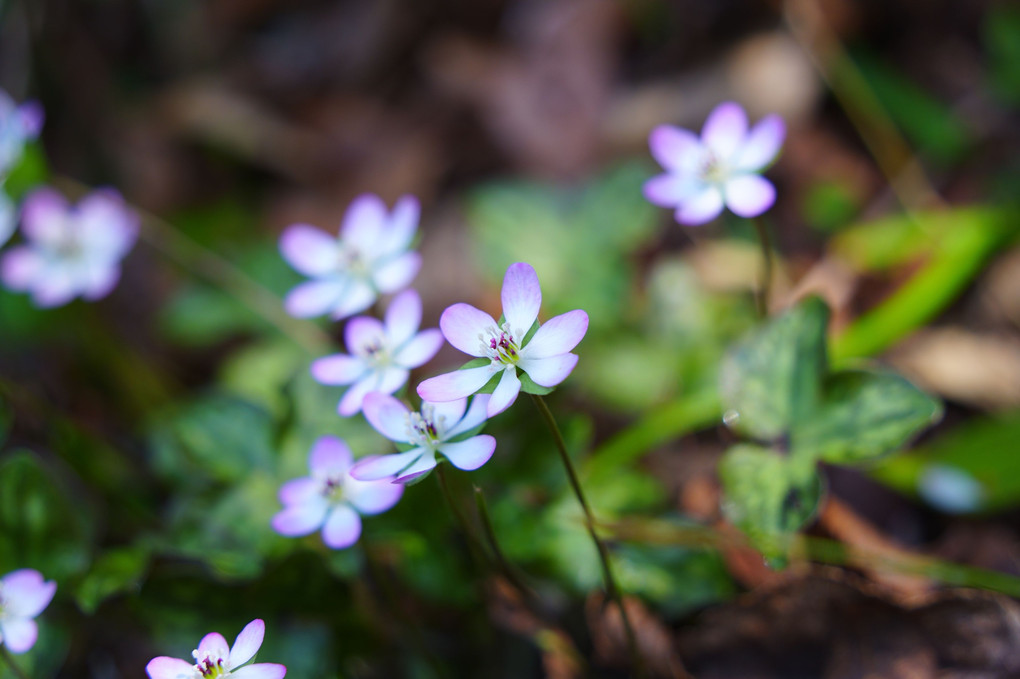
0;89;137;308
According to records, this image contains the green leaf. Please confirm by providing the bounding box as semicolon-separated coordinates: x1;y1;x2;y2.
792;370;943;464
720;296;830;441
518;371;554;395
75;545;150;614
985;4;1020;106
718;444;822;560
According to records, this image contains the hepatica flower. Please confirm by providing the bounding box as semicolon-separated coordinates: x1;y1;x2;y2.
351;392;495;483
0;569;56;654
271;436;403;549
0;188;138;307
146;619;285;679
311;288;442;416
417;262;588;417
0;90;43;177
644;101;785;225
280;194;421;319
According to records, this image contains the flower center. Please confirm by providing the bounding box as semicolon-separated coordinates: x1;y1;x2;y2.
320;475;346;503
699;150;728;185
338;245;369;278
359;337;392;368
191;651;228;678
406;404;446;448
479;323;522;365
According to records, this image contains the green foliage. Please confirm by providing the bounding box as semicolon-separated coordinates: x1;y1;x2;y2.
802;180;861;232
985;4;1020;106
75;545;151;614
1;142;50;200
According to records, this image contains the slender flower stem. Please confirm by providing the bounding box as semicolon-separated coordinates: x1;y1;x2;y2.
0;645;31;679
435;464;488;568
473;486;535;599
530;394;644;677
751;217;773;318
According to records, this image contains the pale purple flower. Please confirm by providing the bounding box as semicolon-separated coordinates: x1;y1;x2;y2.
643;101;785;225
417;262;588;418
0;569;56;654
0;90;43;177
146;619;285;679
311;288;443;416
0;188;138;308
351;392;495;484
271;436;403;549
279;194;421;319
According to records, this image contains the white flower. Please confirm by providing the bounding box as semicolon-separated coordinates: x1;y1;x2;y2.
146;619;286;679
0;91;43;177
0;569;57;654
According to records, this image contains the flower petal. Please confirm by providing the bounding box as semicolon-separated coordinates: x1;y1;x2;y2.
701;101;748;160
373;252;421;294
440;303;497;357
429;398;468;433
230;664;288;679
0;246;45;291
384;288;422;347
394;455;438;483
31;265;81;308
338;369;409;416
1;569;56;618
439;435;496;471
197;632;230;660
349;450;428;482
675;186;724;225
393;329;443;368
444;395;490;438
79;263;121;301
648;125;701;173
501;263;541;336
383;195;419;254
229;619;265;668
340;194;387;253
284;279;346;318
724;175;776;218
271;499;328;537
17;101;44;138
279;225;340;277
309;436;353;475
734;114;785;171
329;278;376;320
642;174;702;207
321;505;362;549
277;477;318;506
345;477;404;515
20;188;69;247
145;656;194;679
522;310;588;359
344;316;386;355
487;369;521;417
310;354;366;386
362;392;413;443
75;190;138;260
417;365;497;403
0;618;37;654
518;353;579;387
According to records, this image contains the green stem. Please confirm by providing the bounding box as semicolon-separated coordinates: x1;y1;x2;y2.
530;395;645;677
751;217;773;318
473;486;535;600
434;465;488;568
0;645;31;679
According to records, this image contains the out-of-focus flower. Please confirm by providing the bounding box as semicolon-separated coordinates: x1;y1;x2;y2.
918;463;985;515
279;194;421;319
417;262;588;417
146;619;286;679
0;569;56;654
0;91;43;177
271;437;403;549
311;289;442;416
351;392;495;484
0;188;138;307
643;101;785;225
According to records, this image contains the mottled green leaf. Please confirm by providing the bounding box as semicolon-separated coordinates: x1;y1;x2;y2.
75;545;150;614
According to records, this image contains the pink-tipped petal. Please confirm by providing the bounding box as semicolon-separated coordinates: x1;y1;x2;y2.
701;102;748;160
487;369;521;417
284;280;346;318
279;225;340;277
278;477;318;506
30;268;78;308
17;101;44;137
394;455;439;483
445;395;490;438
344;316;386;355
20;188;68;247
518;353;579;388
345;477;404;515
321;505;362;549
373;252;421;294
340;194;387;253
735;114;785;171
337;376;378;417
429;398;468;431
393;329;443;368
439;435;496;471
146;656;196;679
79;264;121;302
349;450;427;482
384;289;422;346
648;125;701;173
439;303;498;357
329;279;376;320
417;365;497;403
0;247;44;291
309;436;353;475
724;175;776;218
0;618;37;654
1;570;56;618
384;195;420;253
362;392;413;443
229;619;265;668
501;263;541;336
231;664;288;679
642;174;702;207
271;499;329;537
310;354;366;386
76;190;138;259
197;632;230;660
522;310;588;359
675;186;724;225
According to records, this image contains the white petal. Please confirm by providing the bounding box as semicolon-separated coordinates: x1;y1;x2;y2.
648;124;702;173
0;618;37;654
197;632;230;659
439;435;496;471
428;399;468;434
393;454;438;483
444;395;490;438
75;190;138;260
271;500;328;536
279;224;340;277
337;377;377;417
78;262;121;301
344;477;404;515
393;329;443;368
1;569;56;618
487;369;521;417
439;303;497;357
30;265;80;308
642;174;702;207
20;188;69;248
310;354;366;386
321;505;362;549
349;450;428;481
382;195;419;254
277;477;318;506
501;263;541;336
701;101;748;160
521;310;588;359
145;656;194;679
230;664;287;679
724;175;776;218
229;619;265;668
344;316;386;355
362;392;413;443
372;252;421;294
384;288;422;346
309;436;353;475
417;365;497;403
0;246;45;291
340;194;387;253
328;278;376;320
734;114;785;171
518;354;579;388
284;280;346;318
675;186;724;225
